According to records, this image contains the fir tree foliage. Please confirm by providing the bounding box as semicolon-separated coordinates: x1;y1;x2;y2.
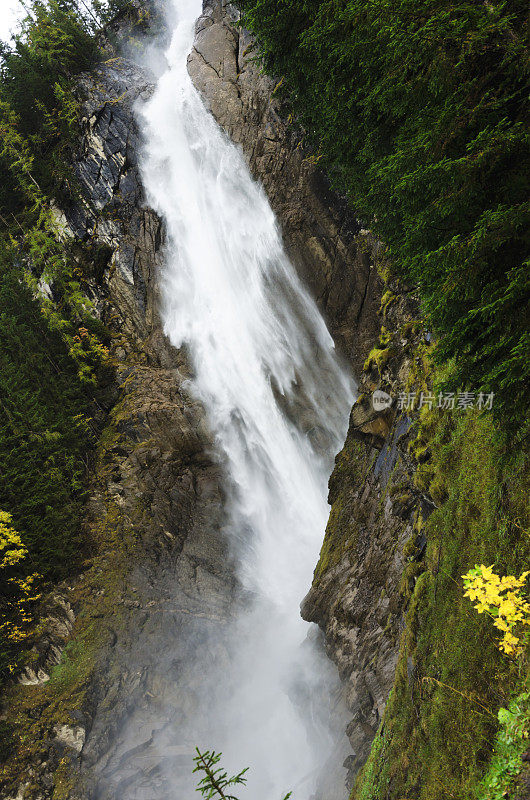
193;749;292;800
193;750;249;800
0;247;94;578
0;0;130;215
0;1;97;214
238;0;530;422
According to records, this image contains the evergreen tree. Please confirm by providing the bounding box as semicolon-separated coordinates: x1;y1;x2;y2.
238;0;530;422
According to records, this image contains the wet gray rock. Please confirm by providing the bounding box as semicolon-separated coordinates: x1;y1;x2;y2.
66;58;160;342
188;0;383;374
53;725;86;754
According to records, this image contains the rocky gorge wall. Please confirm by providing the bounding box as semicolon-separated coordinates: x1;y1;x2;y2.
2;4;528;800
301;296;427;787
0;1;443;797
1;45;238;799
187;2;428;791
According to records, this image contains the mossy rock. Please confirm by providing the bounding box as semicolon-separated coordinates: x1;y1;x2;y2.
402;535;418;561
353;407;530;800
398;562;425;600
380;290;397;317
363;346;394;375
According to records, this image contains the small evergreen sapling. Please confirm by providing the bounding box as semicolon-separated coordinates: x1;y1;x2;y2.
193;749;292;800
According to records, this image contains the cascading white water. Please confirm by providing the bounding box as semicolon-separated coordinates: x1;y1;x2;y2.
138;1;355;796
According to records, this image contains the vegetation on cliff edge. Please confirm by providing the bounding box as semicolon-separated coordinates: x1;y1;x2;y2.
0;0;124;682
237;0;530;426
354;407;529;799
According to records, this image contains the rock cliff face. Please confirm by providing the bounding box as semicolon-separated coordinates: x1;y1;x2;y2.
187;0;382;374
301;291;429;784
188;1;426;789
64;56;239;800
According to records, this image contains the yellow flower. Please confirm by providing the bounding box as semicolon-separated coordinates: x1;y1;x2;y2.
480;564;495;581
493;618;510;632
463;564;530;659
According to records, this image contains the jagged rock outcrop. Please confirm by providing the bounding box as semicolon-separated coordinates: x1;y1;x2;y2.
187;0;382;374
301;288;431;784
17;596;76;688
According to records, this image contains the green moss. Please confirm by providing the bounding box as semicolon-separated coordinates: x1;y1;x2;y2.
404;341;432;397
412;463;431;492
363;346;393;375
380;290;397;318
52;764;80;800
46;618;104;694
413;444;431;463
402;536;418;562
314;437;366;580
398;562;425;600
315;502;358;580
410;406;455;503
391;490;413;506
428;472;448;506
353;408;530;800
354;723;389;800
363;328;395;374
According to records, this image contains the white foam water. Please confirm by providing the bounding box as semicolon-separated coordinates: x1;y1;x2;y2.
138;2;355;796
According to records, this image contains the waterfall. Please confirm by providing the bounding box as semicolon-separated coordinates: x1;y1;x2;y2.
137;1;355;796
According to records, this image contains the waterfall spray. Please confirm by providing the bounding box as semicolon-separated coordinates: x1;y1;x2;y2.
137;1;355;796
